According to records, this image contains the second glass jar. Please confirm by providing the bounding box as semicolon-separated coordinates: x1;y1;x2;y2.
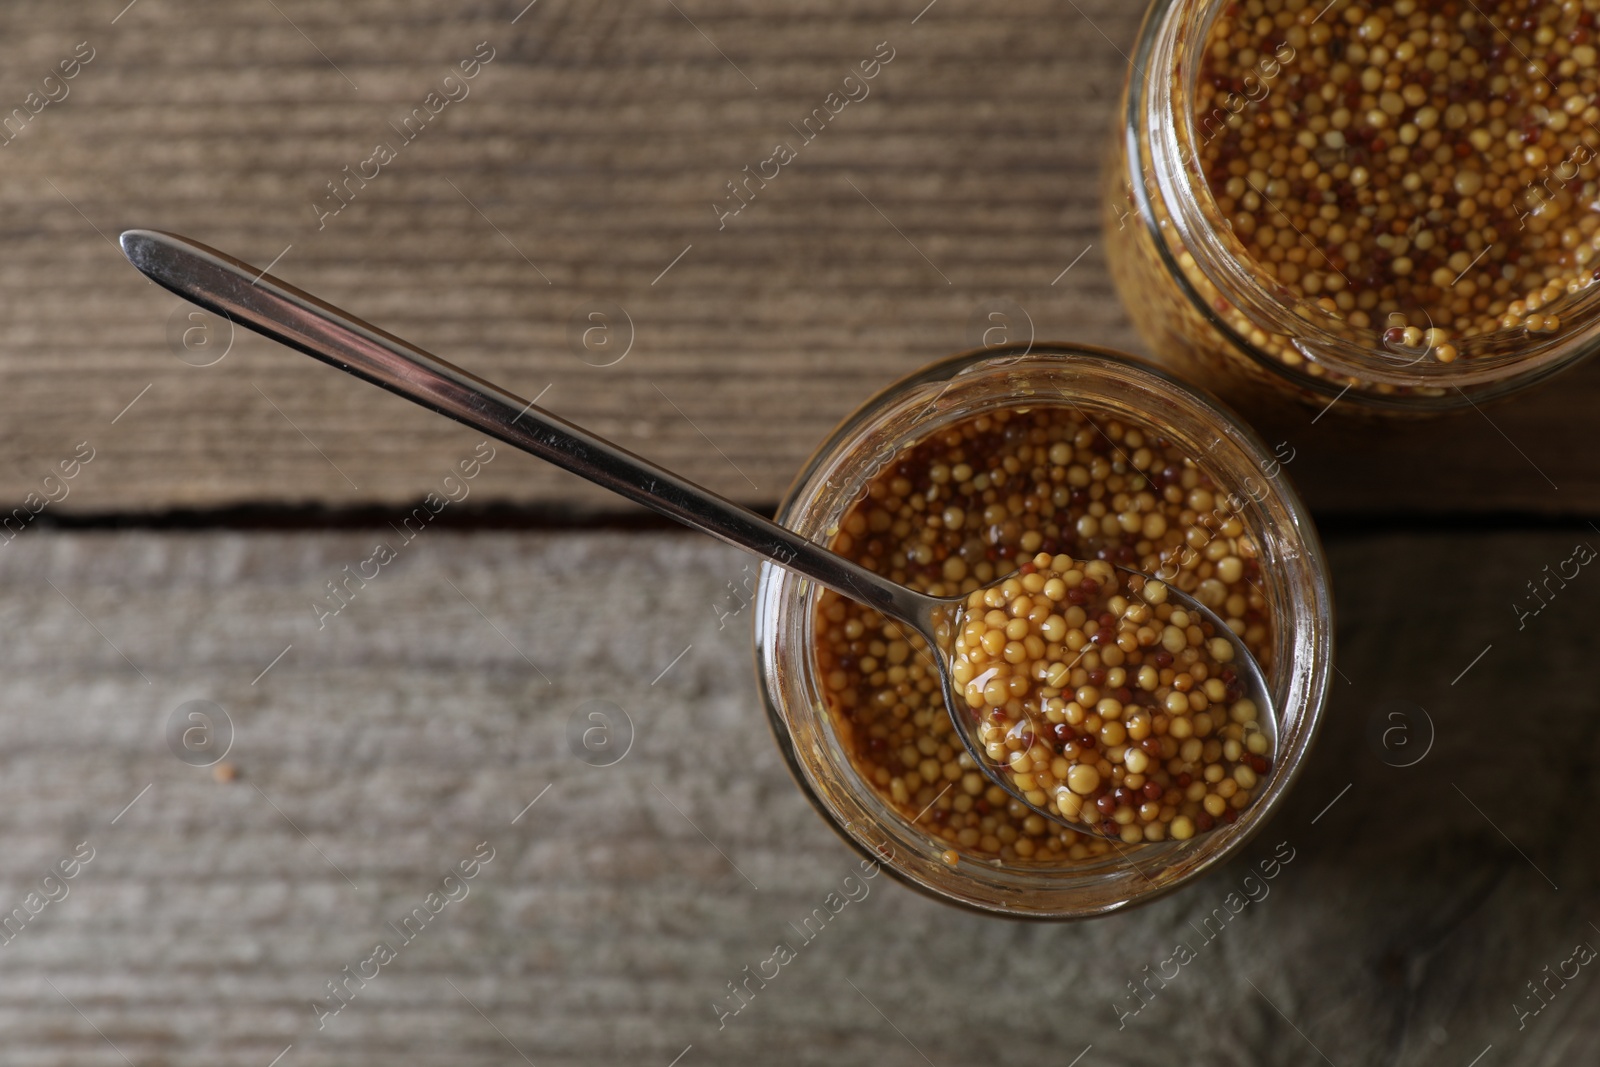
1105;0;1600;413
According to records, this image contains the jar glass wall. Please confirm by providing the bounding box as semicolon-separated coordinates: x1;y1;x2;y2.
1105;0;1600;413
753;346;1333;918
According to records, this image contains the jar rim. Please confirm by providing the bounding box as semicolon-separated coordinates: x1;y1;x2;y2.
1129;0;1600;399
754;344;1334;918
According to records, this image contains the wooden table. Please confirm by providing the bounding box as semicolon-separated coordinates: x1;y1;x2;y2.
1;2;1594;1065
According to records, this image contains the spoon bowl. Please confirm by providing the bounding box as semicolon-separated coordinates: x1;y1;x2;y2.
937;554;1275;843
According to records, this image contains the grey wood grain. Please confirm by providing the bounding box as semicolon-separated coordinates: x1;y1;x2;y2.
0;0;1134;517
0;527;1594;1065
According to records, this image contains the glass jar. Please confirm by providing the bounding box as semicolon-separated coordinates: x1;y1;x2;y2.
753;345;1333;918
1104;0;1600;413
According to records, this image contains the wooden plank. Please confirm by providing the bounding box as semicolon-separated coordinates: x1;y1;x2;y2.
0;527;1592;1064
0;0;1594;520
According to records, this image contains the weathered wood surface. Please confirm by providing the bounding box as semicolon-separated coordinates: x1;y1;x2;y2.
0;0;1590;519
0;527;1594;1066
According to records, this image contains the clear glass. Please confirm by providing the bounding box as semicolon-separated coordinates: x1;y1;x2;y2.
1104;0;1600;413
753;345;1333;919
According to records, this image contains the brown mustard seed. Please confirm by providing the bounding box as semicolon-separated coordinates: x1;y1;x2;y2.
1196;0;1600;356
813;406;1274;865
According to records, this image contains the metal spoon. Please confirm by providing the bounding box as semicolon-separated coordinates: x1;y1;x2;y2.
119;229;1275;841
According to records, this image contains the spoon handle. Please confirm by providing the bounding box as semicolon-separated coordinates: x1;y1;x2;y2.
120;230;932;628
